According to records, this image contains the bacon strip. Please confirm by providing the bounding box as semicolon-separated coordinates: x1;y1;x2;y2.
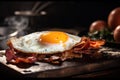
14;56;37;64
75;37;105;50
90;39;105;48
5;49;37;64
5;49;16;62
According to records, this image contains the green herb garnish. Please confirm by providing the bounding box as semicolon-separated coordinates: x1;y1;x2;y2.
87;28;114;42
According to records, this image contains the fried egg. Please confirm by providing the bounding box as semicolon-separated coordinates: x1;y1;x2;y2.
8;31;81;54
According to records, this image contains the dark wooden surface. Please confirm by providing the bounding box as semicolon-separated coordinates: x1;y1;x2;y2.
0;64;120;78
72;67;120;78
0;58;120;78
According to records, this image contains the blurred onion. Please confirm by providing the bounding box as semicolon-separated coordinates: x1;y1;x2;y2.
89;20;107;33
108;7;120;31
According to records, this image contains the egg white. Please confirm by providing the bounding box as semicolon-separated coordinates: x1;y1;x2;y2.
8;31;81;54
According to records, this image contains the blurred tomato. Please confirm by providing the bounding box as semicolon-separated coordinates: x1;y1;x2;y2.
89;20;107;32
113;25;120;43
108;7;120;31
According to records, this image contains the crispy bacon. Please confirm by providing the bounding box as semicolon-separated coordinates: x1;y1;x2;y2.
90;39;105;48
14;57;37;64
5;49;16;62
5;49;37;64
73;37;105;51
5;37;105;64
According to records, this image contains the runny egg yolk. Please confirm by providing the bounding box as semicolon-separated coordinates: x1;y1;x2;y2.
39;31;68;44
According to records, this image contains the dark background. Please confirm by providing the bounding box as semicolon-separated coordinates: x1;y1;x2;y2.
0;1;120;32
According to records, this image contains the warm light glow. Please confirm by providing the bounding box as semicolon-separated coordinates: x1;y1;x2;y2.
40;11;47;15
